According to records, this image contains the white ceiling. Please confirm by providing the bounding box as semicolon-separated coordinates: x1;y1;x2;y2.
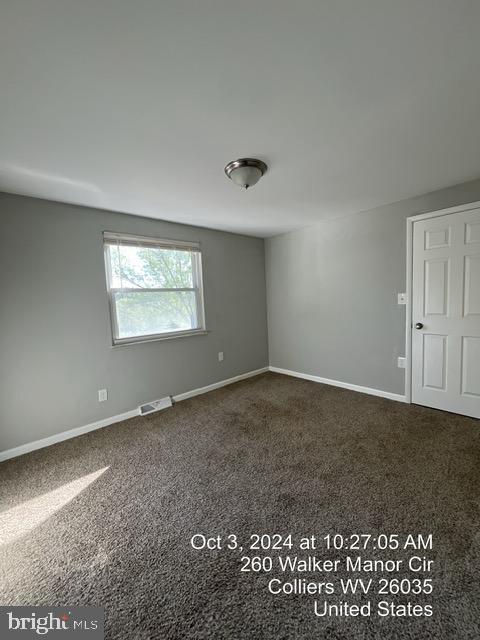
1;1;480;237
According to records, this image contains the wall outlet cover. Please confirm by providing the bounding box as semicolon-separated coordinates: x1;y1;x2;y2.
98;388;108;402
218;351;224;362
397;357;406;369
397;292;407;305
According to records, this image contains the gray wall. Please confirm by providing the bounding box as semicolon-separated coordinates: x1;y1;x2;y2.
266;178;480;395
0;193;268;452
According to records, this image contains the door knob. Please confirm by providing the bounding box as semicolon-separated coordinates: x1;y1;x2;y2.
415;322;424;330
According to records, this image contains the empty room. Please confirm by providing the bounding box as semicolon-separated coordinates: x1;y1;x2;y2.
1;1;479;639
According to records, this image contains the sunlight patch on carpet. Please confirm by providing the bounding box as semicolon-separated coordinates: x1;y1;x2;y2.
0;467;109;546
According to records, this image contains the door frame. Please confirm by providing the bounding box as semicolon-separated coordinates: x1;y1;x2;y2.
405;200;480;404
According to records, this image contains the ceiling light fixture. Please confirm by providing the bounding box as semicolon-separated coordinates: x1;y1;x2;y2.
224;158;268;189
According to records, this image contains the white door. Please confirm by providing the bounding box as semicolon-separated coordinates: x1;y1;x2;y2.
411;206;480;418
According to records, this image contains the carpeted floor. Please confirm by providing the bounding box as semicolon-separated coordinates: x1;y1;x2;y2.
1;372;479;639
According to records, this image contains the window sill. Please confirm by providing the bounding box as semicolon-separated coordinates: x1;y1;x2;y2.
111;329;208;347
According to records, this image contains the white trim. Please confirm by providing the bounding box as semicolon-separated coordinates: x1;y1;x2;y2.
406;200;480;223
0;409;138;463
111;329;208;347
405;216;413;403
405;200;480;404
0;368;269;463
103;231;200;251
269;366;407;403
172;367;269;402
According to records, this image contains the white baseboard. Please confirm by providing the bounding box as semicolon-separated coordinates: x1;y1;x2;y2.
269;366;407;403
0;367;269;463
0;365;404;463
172;367;269;402
0;409;139;463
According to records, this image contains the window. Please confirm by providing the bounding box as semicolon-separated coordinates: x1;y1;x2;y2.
103;232;206;345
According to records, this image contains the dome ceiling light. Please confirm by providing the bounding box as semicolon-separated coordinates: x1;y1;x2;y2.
224;158;268;189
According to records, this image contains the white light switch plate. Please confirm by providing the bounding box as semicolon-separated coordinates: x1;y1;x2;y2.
218;351;224;362
397;292;407;305
397;357;406;369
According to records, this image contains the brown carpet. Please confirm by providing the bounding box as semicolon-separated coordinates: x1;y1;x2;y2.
1;372;479;639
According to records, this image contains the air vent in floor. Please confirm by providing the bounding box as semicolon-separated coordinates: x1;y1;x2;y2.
138;396;172;416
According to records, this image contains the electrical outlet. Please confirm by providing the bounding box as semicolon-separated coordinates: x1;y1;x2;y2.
98;388;108;402
397;357;406;369
397;292;407;305
218;351;224;362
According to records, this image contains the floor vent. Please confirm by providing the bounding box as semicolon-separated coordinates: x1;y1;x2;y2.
138;396;173;416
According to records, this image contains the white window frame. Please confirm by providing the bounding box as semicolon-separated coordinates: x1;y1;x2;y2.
103;232;206;346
